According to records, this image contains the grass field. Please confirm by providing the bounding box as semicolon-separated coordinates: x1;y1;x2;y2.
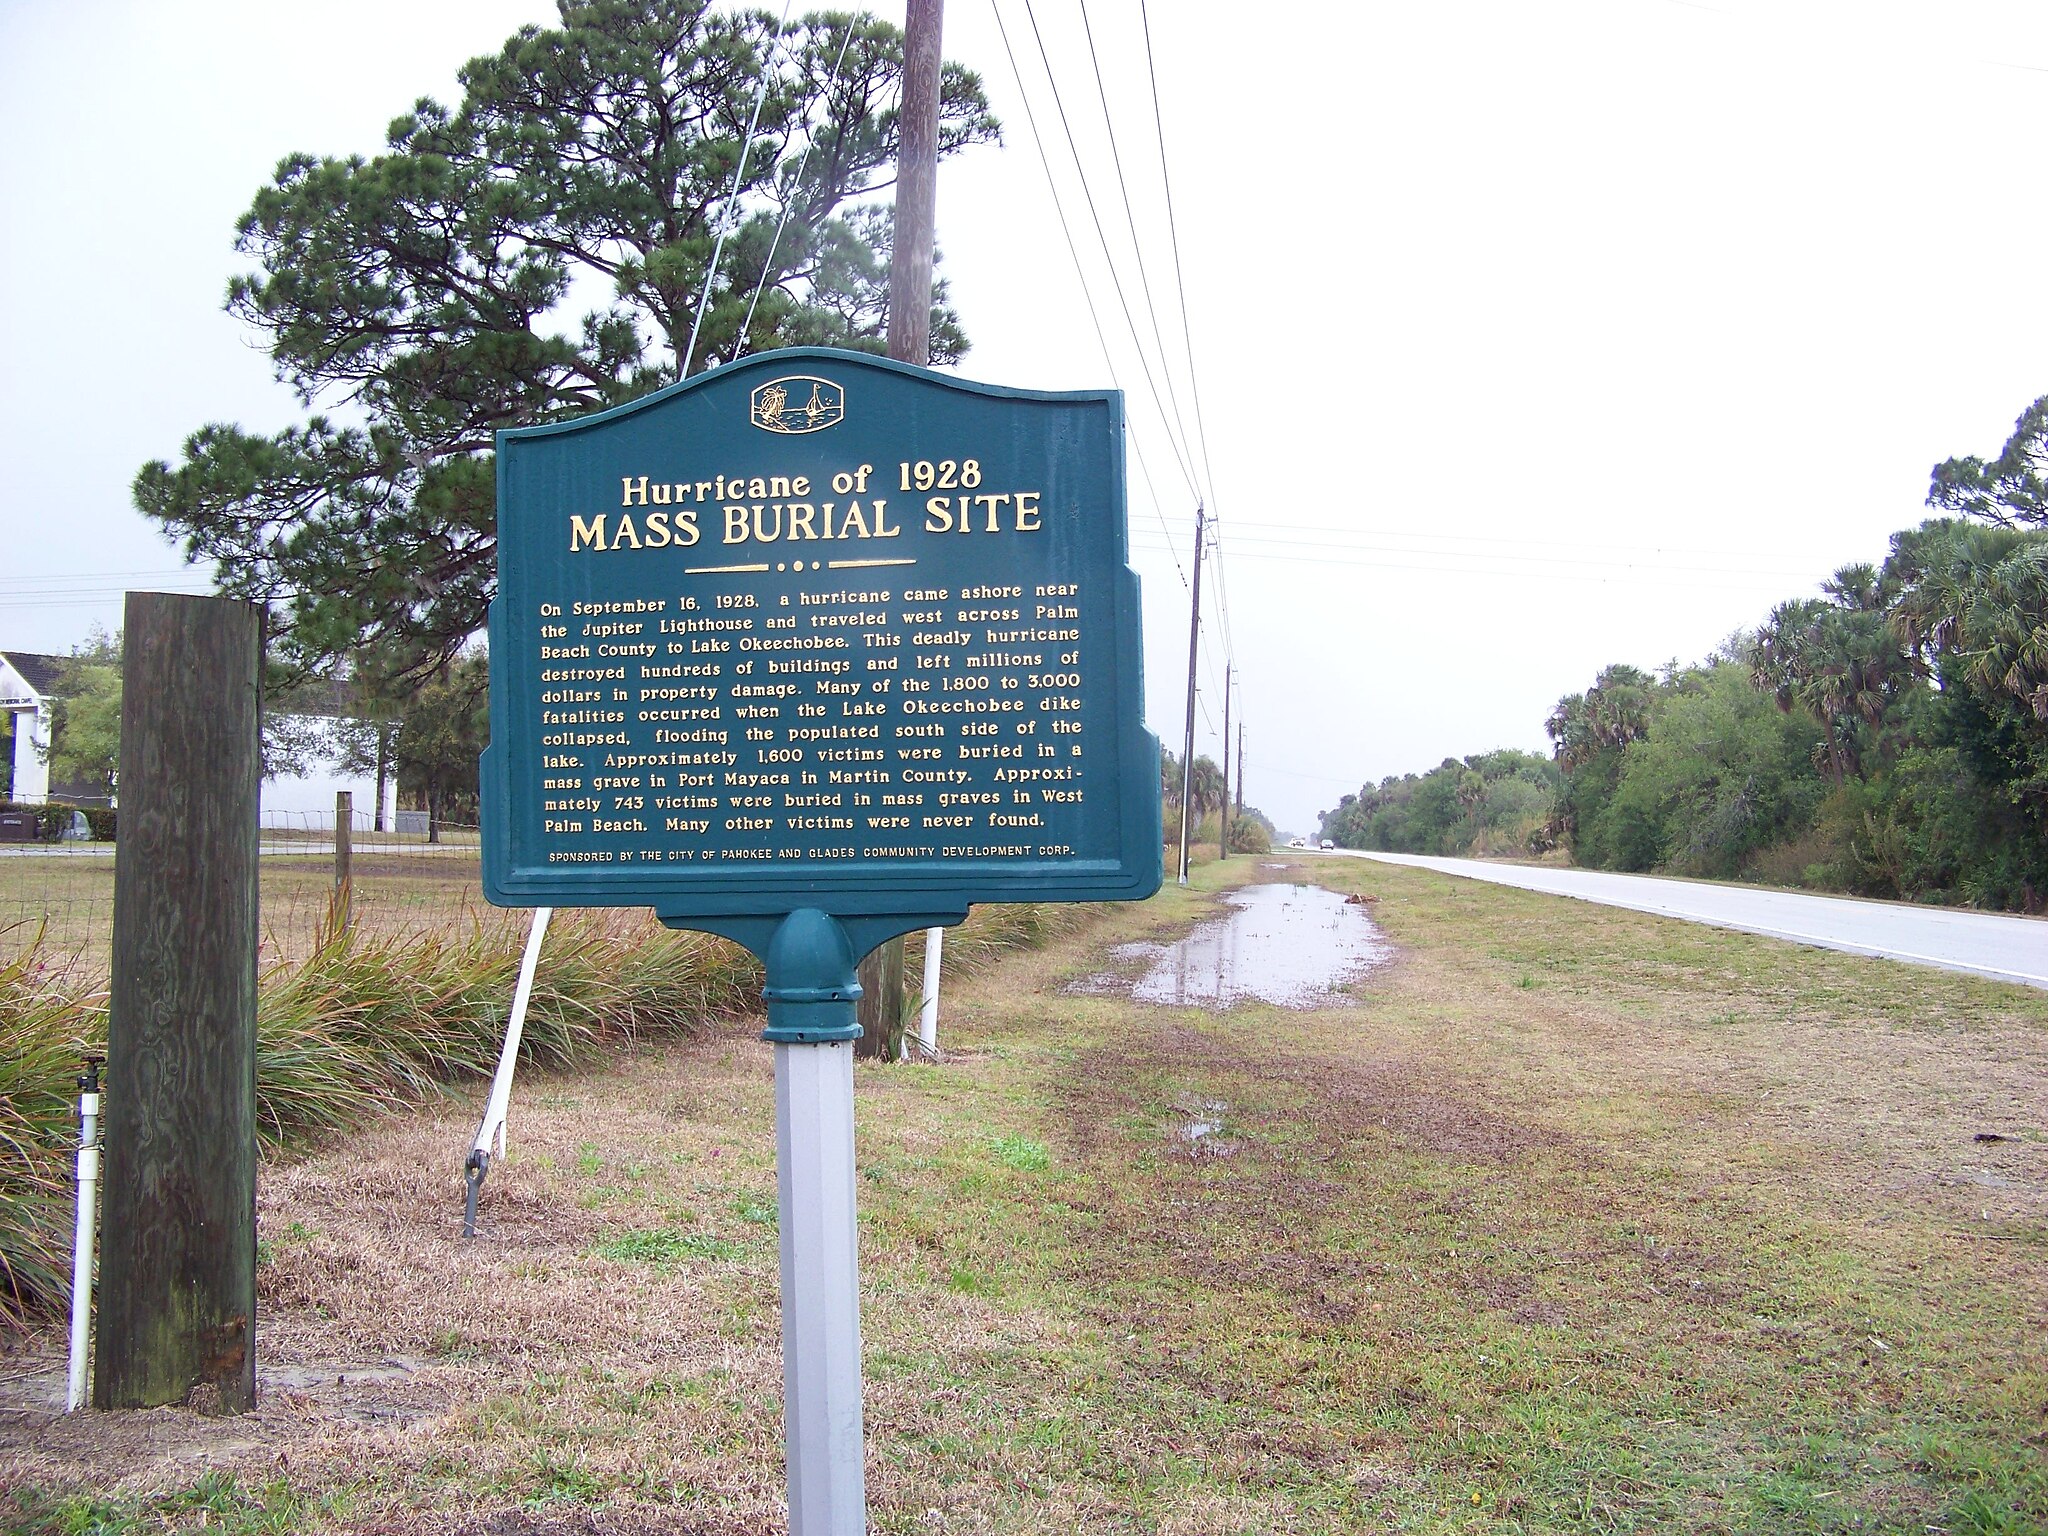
0;852;499;977
1;856;2042;1534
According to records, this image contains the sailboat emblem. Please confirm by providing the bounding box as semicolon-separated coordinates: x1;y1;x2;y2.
750;375;845;434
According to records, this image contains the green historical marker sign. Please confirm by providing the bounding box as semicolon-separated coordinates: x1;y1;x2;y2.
484;345;1158;1535
483;346;1162;996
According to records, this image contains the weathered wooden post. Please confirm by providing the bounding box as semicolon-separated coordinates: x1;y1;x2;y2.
95;592;261;1414
853;937;906;1062
333;789;353;934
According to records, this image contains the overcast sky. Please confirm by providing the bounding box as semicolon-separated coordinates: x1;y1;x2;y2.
7;1;2048;832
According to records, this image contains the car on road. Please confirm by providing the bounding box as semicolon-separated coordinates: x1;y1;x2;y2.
1319;839;1335;850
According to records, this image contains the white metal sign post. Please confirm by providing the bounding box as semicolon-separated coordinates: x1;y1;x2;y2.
775;1040;865;1533
917;928;943;1058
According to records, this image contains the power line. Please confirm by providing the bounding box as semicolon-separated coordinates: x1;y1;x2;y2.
0;569;220;591
990;0;1190;591
1138;0;1218;504
1251;761;1384;785
1075;0;1197;494
738;16;861;350
1016;0;1198;498
1136;516;1869;564
1124;429;1187;589
1123;535;1841;593
1078;0;1239;691
998;0;1239;757
1137;0;1222;550
0;589;215;611
1206;518;1241;676
1128;527;1827;579
682;0;797;377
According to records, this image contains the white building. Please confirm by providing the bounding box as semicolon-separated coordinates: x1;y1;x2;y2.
0;650;81;804
0;648;394;827
260;714;398;830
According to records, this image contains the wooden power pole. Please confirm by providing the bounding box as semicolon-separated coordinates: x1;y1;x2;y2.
95;592;262;1413
886;0;944;367
1236;720;1245;821
333;789;353;934
859;0;944;1060
1176;504;1205;885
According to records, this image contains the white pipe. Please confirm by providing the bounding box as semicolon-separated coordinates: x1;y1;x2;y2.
66;1062;101;1412
917;927;943;1059
477;907;551;1161
775;1040;865;1532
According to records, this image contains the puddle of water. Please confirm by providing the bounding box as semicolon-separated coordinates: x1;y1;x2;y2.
1175;1096;1237;1155
1063;941;1166;995
1128;883;1391;1010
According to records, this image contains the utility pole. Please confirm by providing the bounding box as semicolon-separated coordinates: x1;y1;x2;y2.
1218;663;1231;860
333;790;353;935
886;0;944;368
1176;504;1205;885
1236;720;1245;822
859;0;945;1063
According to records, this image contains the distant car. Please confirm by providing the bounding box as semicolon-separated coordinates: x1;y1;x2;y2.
1288;837;1306;848
1319;839;1335;850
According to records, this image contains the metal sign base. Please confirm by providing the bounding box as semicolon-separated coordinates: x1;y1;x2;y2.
776;1039;863;1534
671;905;958;1535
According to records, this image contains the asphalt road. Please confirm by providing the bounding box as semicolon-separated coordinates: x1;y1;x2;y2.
1339;850;2048;991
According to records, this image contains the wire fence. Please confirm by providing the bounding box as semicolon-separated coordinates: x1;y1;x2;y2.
0;812;496;980
256;808;481;855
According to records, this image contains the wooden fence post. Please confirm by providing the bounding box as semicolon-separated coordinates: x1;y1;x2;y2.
94;592;262;1413
333;789;353;934
854;939;907;1062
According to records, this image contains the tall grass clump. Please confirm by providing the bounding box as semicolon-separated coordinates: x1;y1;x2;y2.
0;932;101;1326
918;902;1104;983
252;912;758;1146
0;913;758;1329
0;900;1087;1328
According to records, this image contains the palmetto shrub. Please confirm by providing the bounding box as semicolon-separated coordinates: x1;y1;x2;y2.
0;934;98;1326
0;901;1085;1329
0;912;757;1329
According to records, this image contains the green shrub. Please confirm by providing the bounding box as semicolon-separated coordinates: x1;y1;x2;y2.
1226;818;1271;854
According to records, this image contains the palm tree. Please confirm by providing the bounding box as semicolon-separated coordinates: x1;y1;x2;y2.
1750;564;1910;784
1890;520;2048;719
1546;664;1654;770
1187;755;1226;817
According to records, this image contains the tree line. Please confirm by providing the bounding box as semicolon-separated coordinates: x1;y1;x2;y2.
63;4;995;835
134;2;995;691
1321;395;2048;912
1161;748;1273;854
1318;749;1560;858
31;634;489;836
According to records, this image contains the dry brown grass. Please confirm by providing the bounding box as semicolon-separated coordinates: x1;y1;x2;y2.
0;854;494;978
1;858;2042;1534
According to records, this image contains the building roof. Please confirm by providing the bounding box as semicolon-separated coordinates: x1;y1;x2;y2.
0;651;70;698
